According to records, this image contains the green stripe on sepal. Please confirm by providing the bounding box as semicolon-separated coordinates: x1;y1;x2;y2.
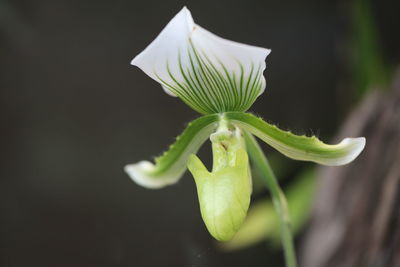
124;114;219;189
225;112;365;166
157;42;265;115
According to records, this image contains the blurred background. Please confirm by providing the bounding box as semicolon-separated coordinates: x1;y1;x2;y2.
1;0;399;266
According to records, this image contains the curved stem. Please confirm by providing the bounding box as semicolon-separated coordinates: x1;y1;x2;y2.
244;131;297;267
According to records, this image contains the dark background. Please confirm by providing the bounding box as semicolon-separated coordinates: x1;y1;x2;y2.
0;0;398;266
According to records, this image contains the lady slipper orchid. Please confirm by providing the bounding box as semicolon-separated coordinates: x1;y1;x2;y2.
124;7;365;242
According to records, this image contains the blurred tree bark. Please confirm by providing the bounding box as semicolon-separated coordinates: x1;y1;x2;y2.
300;71;400;267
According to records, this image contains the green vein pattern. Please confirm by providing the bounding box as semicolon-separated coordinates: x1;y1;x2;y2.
155;41;264;114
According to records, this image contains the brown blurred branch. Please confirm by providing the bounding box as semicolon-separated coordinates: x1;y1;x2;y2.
300;70;400;267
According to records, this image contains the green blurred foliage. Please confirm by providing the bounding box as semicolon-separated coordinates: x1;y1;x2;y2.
352;0;391;98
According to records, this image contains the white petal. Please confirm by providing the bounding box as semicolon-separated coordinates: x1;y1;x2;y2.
131;7;194;97
124;114;220;189
191;25;271;96
330;137;366;166
227;112;366;166
124;161;178;189
131;7;270;114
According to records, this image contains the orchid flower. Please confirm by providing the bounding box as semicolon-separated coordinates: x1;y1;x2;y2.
125;6;365;251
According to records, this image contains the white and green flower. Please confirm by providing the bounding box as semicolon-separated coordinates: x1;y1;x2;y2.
124;7;365;242
131;7;270;114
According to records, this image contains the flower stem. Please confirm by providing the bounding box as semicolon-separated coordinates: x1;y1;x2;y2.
244;131;298;267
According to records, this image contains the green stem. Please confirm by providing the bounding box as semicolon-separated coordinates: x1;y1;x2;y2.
244;131;297;267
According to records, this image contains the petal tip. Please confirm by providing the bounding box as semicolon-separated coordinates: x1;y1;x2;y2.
181;6;189;13
333;137;366;166
130;56;138;67
124;161;166;189
174;6;194;31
